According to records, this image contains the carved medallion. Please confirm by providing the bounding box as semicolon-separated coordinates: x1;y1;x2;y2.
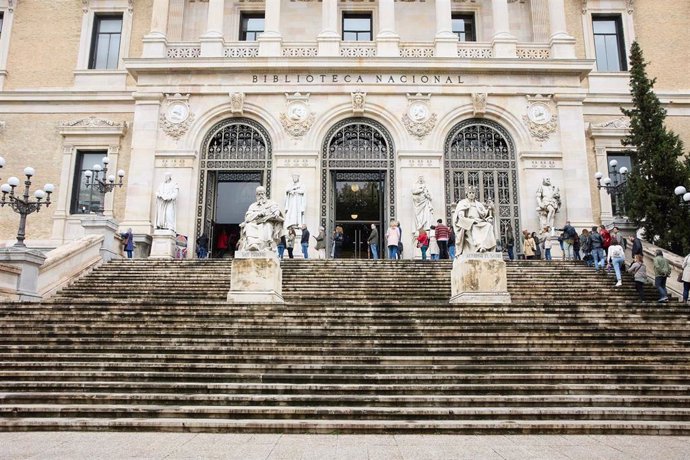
402;94;436;140
472;93;488;116
230;92;245;114
280;93;314;138
351;91;366;114
160;94;194;140
523;95;558;142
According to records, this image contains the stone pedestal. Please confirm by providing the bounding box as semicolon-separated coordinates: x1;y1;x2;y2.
149;229;176;259
227;251;284;304
0;247;47;302
450;252;511;304
81;215;120;262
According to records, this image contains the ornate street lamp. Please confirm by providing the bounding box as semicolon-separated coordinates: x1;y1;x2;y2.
0;166;54;248
674;185;690;208
595;159;629;217
83;156;125;215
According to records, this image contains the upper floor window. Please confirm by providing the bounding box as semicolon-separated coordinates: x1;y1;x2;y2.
452;13;476;42
592;15;627;72
71;151;107;214
240;13;264;41
89;14;122;70
342;12;372;41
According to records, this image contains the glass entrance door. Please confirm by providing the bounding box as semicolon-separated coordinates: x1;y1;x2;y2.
334;171;384;259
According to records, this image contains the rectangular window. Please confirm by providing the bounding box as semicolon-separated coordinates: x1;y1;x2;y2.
89;14;123;70
0;13;4;39
70;151;107;215
606;153;632;216
452;13;476;42
240;13;264;41
592;15;627;72
342;12;372;42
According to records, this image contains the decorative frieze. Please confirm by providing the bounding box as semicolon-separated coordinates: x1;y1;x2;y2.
159;94;194;141
280;92;315;138
592;117;631;130
402;93;437;140
523;95;558;142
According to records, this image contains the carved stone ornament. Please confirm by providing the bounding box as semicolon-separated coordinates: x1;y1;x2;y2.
593;117;631;130
402;94;436;140
523;95;558;142
472;93;488;116
280;93;315;138
230;92;245;114
59;116;128;130
160;94;195;141
351;91;366;114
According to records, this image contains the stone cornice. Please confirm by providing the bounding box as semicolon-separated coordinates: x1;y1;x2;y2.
58;116;128;137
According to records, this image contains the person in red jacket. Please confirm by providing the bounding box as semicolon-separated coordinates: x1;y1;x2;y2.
215;228;229;258
599;225;611;251
417;229;430;260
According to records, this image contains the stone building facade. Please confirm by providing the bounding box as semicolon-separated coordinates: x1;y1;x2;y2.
0;0;688;258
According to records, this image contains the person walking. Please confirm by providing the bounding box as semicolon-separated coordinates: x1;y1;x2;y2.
531;232;542;260
523;230;536;260
590;226;605;273
314;226;326;259
600;225;611;252
628;254;648;301
607;237;626;287
559;221;577;260
653;249;671;303
277;235;286;259
215;228;228;258
428;225;440;260
435;219;450;259
580;229;592;267
505;226;515;261
541;227;553;261
195;232;208;259
368;224;379;260
300;224;310;259
121;228;135;259
396;221;403;259
630;235;643;260
682;251;690;304
417;229;430;260
386;220;400;260
332;226;344;259
286;227;296;259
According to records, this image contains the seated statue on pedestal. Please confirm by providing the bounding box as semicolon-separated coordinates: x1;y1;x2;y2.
453;186;497;255
237;186;285;251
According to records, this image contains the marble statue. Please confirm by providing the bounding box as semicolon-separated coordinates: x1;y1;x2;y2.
453;187;496;255
536;177;561;230
411;175;434;231
284;173;306;228
238;186;285;251
155;172;179;232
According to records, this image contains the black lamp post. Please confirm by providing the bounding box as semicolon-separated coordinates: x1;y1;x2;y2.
0;166;54;248
595;159;629;217
83;156;125;215
675;185;690;208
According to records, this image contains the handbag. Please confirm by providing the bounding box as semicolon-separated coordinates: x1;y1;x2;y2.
678;273;684;283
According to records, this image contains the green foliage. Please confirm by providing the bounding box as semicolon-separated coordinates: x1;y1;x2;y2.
621;42;690;255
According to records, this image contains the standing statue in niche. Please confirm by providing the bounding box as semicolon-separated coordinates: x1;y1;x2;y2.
411;175;434;231
453;186;496;255
284;173;306;229
536;177;561;230
155;172;179;232
238;186;285;251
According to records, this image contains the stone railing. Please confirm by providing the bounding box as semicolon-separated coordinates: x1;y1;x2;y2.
166;43;201;59
224;43;259;58
399;44;435;58
37;235;105;299
282;44;318;57
457;43;493;59
340;43;377;58
625;242;687;298
517;44;551;60
0;262;21;301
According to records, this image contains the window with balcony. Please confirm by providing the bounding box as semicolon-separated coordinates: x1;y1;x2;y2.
71;151;107;215
592;15;627;72
342;12;372;41
240;13;265;41
89;14;122;70
452;13;476;42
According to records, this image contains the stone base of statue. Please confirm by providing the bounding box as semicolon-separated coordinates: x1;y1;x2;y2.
227;250;284;304
149;229;176;259
450;252;511;304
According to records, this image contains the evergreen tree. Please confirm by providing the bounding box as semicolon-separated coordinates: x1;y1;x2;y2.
621;41;690;254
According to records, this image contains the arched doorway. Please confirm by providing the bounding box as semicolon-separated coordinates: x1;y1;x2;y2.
195;118;272;257
321;118;396;258
444;119;521;251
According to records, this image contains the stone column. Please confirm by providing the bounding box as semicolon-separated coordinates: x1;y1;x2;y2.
548;0;576;59
529;0;550;43
434;0;457;57
143;0;170;58
317;0;340;56
258;0;282;57
376;0;400;57
556;95;595;228
200;0;225;57
491;0;517;58
120;93;162;256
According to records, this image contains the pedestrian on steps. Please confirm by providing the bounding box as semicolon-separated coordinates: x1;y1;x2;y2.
386;220;400;260
523;230;536;260
417;229;429;260
607;237;626;287
589;226;606;273
653;249;671;303
300;224;310;259
368;224;379;259
428;225;440;260
681;251;690;304
314;226;326;259
627;254;647;301
435;219;450;259
120;228;135;259
286;227;296;259
332;226;344;259
277;235;286;259
195;232;209;259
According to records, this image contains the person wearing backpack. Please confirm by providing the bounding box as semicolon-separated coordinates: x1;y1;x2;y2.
558;221;577;260
607;237;626;287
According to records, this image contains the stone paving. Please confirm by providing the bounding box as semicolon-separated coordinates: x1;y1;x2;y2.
2;433;690;459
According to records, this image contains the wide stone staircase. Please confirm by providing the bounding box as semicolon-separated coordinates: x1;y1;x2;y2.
0;258;689;433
